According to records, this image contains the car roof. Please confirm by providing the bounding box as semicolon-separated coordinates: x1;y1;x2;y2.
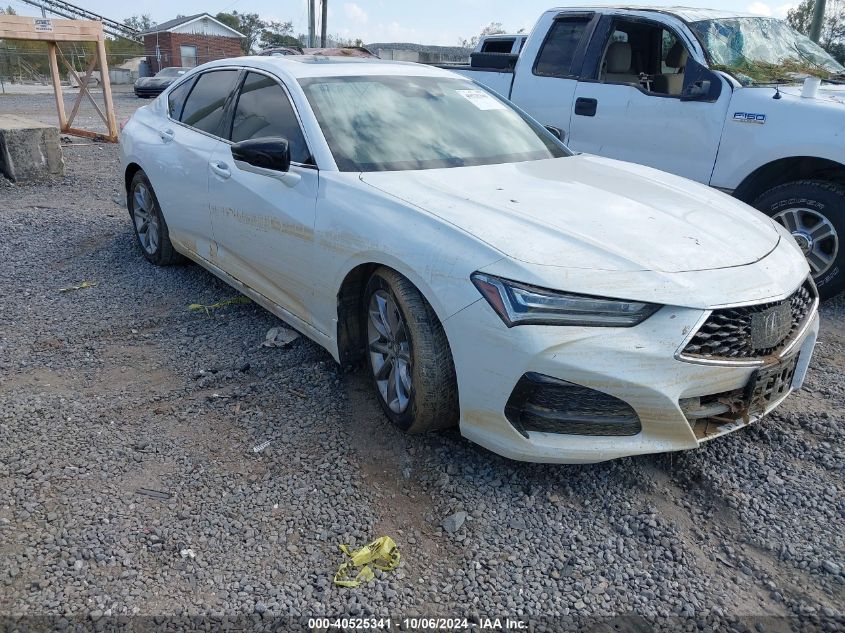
200;55;461;81
549;6;759;21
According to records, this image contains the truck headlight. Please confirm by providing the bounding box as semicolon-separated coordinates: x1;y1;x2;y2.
471;272;660;327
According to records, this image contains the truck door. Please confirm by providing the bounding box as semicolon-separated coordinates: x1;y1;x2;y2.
509;12;599;142
567;15;731;184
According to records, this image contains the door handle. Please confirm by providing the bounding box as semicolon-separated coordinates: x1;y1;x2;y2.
574;97;598;117
209;161;231;180
159;128;175;142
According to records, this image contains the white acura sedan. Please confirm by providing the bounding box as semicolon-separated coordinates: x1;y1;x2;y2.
119;56;819;463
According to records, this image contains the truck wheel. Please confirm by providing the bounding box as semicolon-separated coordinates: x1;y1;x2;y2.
363;267;459;434
128;170;183;266
753;180;844;299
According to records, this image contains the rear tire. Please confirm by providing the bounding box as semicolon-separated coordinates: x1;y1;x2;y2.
753;180;844;299
363;268;459;434
128;170;183;266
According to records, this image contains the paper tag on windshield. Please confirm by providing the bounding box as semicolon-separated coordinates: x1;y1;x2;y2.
456;89;506;111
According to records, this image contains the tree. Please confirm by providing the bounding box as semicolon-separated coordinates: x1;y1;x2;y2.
460;22;507;49
787;0;845;52
123;15;153;32
0;5;17;14
829;41;845;63
214;12;240;32
216;11;265;53
260;20;300;49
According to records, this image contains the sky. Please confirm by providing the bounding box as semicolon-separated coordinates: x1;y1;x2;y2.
5;0;798;45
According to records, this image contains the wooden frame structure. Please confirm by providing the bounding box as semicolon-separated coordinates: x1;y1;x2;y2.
0;15;118;142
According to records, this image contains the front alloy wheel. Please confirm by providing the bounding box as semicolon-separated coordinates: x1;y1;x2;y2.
772;207;837;279
368;289;413;414
363;268;459;433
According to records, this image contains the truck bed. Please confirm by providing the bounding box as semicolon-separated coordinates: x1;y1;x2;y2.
432;52;518;98
447;67;514;98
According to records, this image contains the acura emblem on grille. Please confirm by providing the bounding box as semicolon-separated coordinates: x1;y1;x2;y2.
750;303;792;350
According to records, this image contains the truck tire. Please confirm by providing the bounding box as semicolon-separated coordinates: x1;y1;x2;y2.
753;180;844;299
363;267;459;434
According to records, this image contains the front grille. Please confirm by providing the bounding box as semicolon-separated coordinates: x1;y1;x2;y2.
682;279;816;361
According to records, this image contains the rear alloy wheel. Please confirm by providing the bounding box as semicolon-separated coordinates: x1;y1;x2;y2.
753;180;845;299
364;268;459;433
128;170;182;266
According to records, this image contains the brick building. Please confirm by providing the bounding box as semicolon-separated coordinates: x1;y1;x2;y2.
142;13;244;74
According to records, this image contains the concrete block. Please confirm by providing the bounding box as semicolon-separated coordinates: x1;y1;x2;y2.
0;115;65;182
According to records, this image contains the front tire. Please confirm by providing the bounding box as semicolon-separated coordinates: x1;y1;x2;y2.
753;180;844;299
128;170;182;266
363;268;459;434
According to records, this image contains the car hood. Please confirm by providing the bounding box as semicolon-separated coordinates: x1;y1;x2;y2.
360;155;779;273
136;77;173;86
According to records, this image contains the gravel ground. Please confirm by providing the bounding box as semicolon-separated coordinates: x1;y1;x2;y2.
1;91;844;632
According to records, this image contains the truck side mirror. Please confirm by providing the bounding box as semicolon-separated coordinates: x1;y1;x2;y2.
681;79;711;101
545;125;564;141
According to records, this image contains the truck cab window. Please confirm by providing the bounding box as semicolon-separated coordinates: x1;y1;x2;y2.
534;18;590;77
481;39;515;54
600;20;690;96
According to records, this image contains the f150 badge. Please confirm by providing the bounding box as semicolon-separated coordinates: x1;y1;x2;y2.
733;112;767;124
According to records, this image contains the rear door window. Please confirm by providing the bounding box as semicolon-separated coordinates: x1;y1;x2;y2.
229;72;311;164
534;18;590;77
180;70;240;136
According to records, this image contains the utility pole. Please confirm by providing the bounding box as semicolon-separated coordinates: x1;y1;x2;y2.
809;0;826;43
308;0;316;48
320;0;327;48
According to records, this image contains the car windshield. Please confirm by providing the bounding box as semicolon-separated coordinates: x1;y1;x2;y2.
299;75;567;171
156;68;187;78
689;17;845;85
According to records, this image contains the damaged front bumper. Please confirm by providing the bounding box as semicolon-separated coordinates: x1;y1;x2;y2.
443;296;819;464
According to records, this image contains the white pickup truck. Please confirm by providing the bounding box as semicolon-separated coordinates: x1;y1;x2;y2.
452;7;845;298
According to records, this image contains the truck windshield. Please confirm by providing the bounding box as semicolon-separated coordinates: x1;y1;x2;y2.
299;75;567;172
689;17;845;85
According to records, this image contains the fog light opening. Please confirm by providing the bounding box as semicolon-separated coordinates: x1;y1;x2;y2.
505;373;642;438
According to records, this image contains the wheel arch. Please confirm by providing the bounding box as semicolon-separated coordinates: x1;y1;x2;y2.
124;162;144;197
732;156;845;204
334;259;455;368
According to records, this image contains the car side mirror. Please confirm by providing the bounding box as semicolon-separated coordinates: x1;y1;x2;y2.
681;79;710;101
231;137;291;173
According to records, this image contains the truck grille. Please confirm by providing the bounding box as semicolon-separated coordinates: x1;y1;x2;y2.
681;279;816;361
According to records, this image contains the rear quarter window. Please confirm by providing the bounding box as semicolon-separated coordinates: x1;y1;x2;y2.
167;77;195;120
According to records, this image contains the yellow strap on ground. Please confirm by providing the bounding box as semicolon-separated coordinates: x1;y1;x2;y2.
333;536;400;588
59;280;97;293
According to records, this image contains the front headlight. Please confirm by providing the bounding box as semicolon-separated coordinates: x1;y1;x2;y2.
471;272;660;327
